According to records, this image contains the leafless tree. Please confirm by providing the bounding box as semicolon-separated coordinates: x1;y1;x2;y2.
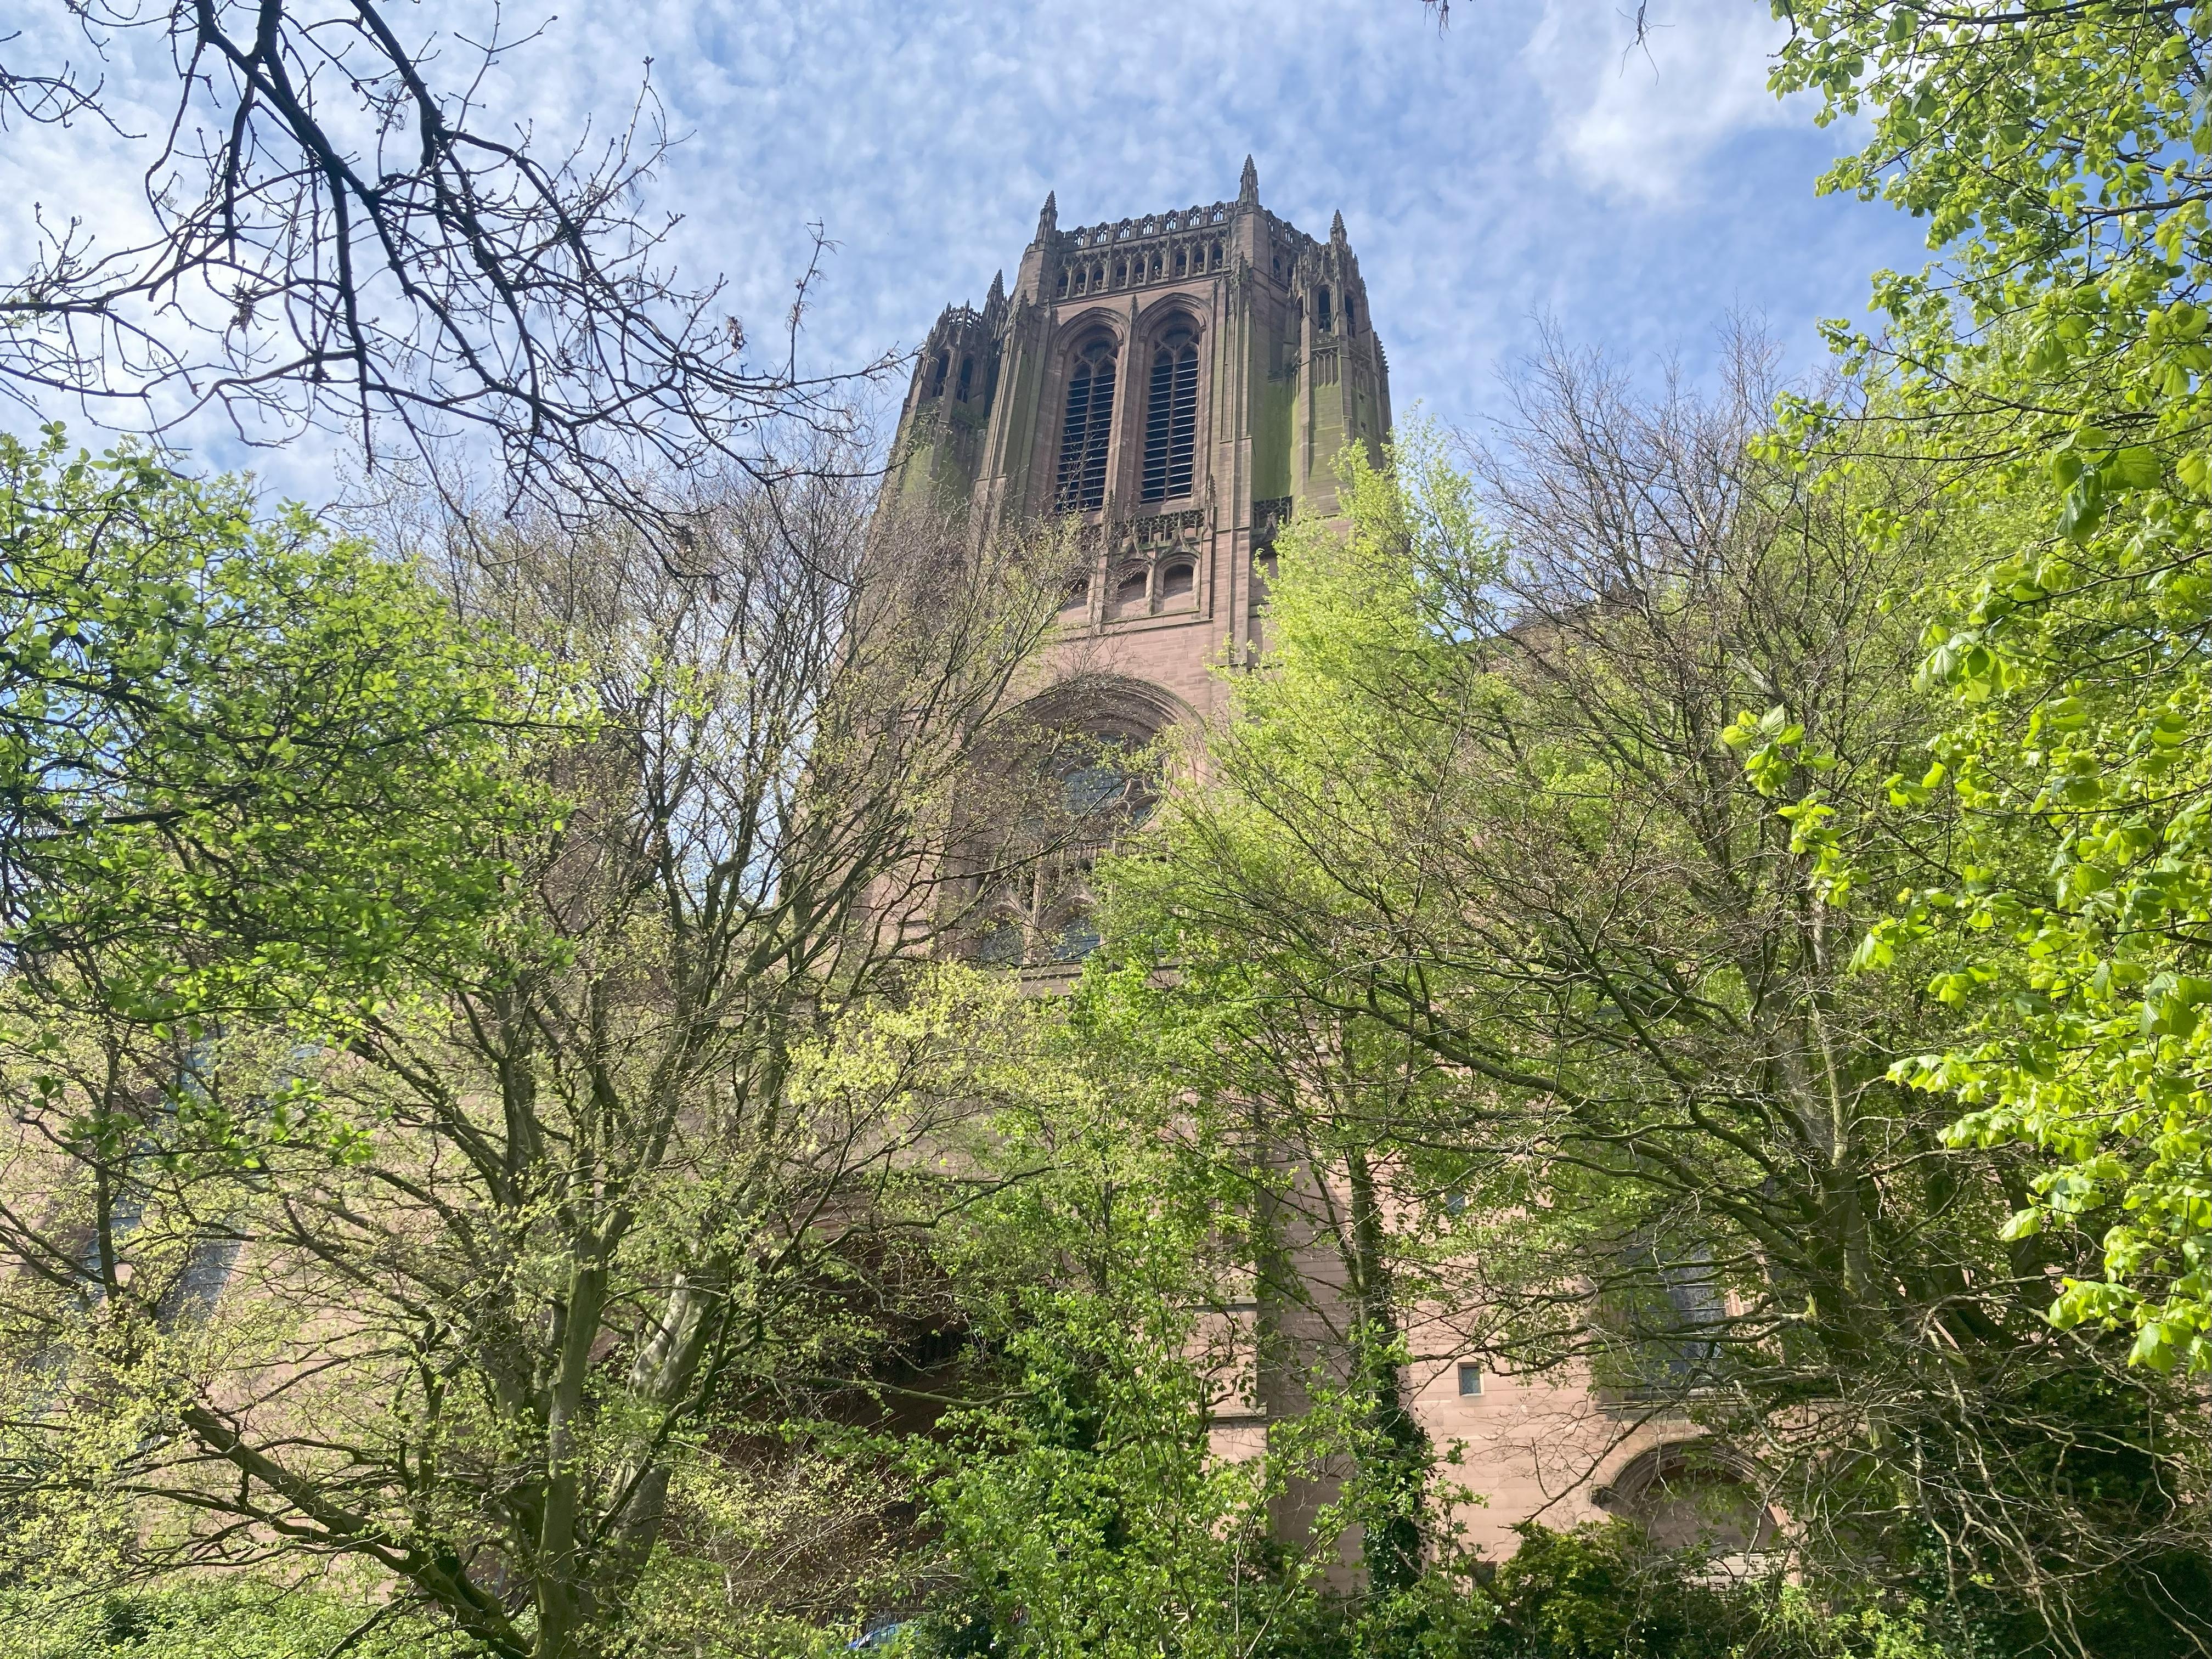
1;2;884;548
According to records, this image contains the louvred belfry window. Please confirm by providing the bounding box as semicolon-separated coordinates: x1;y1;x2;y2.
1140;328;1199;503
1055;338;1117;511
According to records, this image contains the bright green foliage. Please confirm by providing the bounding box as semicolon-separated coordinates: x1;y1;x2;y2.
1770;0;2212;1372
0;1583;481;1659
1086;394;2212;1645
0;424;551;1028
2;479;1079;1659
916;1008;1275;1659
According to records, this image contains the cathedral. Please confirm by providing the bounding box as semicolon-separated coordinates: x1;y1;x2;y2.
885;161;1771;1570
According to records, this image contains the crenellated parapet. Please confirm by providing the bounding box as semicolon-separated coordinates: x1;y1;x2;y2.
1040;200;1242;301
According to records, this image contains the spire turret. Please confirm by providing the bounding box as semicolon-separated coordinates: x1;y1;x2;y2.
1330;209;1346;242
1037;191;1058;239
1238;155;1259;206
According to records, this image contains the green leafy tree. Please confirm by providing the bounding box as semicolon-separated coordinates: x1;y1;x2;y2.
1090;353;2211;1649
1754;0;2212;1383
0;466;1084;1658
0;424;545;1017
917;1035;1269;1659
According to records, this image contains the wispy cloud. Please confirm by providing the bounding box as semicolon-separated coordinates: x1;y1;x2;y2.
1522;0;1796;205
2;0;1930;504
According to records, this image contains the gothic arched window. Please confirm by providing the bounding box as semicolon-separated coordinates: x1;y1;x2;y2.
1048;909;1101;963
956;356;974;400
1141;327;1200;503
974;913;1024;966
1317;286;1334;331
1054;337;1116;512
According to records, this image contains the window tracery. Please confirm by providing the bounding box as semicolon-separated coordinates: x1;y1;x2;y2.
961;730;1158;969
1141;326;1199;503
1053;336;1116;512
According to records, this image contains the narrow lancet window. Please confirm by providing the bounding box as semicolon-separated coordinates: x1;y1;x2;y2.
1140;329;1200;502
1055;338;1117;512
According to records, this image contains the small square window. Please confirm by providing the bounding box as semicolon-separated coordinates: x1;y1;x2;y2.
1457;1363;1484;1398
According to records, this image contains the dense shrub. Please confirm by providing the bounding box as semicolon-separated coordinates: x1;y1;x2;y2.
0;1585;479;1659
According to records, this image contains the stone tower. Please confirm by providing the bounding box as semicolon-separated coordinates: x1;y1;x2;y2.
884;168;1767;1572
886;159;1392;727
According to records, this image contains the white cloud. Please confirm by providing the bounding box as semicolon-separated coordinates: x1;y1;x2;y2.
1522;0;1796;204
3;0;1921;502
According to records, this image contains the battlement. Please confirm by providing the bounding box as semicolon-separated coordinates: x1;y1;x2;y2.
1057;200;1237;254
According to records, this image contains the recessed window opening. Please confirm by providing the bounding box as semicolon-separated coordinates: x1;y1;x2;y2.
1093;263;1105;289
1049;910;1101;963
1210;241;1223;268
1061;577;1088;611
1149;253;1162;278
1175;247;1188;276
956;356;974;400
1057;269;1070;297
928;351;949;396
1114;259;1127;285
1458;1363;1485;1397
1054;337;1117;512
1159;561;1194;602
975;916;1023;966
1116;569;1149;608
1317;286;1333;331
1344;295;1357;331
1140;326;1200;503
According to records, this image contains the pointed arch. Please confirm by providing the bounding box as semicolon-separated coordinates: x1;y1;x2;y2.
1054;332;1118;512
1141;321;1201;503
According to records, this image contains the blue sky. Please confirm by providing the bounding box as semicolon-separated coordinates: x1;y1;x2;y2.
3;0;1937;498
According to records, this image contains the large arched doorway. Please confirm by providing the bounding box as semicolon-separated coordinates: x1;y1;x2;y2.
1595;1442;1778;1558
